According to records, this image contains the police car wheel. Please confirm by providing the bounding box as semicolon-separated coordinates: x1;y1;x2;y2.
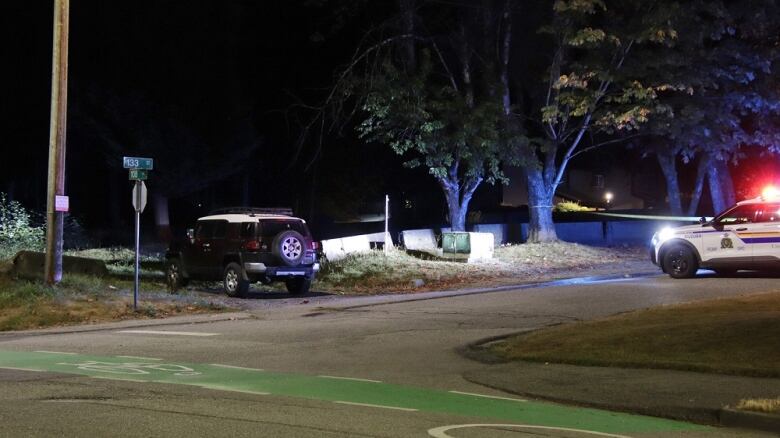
662;246;698;279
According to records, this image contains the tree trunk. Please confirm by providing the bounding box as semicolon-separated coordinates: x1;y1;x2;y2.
715;158;735;206
706;157;727;214
153;193;172;243
445;189;467;231
656;150;682;216
526;167;557;243
438;174;481;232
686;155;709;217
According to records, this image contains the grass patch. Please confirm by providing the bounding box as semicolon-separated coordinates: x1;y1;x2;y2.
495;242;631;267
491;292;780;377
66;247;164;278
317;243;644;294
0;272;232;331
736;398;780;414
318;248;476;293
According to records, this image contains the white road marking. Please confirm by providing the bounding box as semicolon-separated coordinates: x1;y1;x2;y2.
34;351;77;355
197;384;270;396
428;424;632;438
448;390;527;402
116;355;163;361
334;401;417;412
116;330;219;337
0;366;45;372
90;376;148;383
318;375;382;383
210;364;264;372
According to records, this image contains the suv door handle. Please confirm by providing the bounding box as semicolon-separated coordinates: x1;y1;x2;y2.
735;228;748;231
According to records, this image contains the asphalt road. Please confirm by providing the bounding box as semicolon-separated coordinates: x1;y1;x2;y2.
0;272;778;437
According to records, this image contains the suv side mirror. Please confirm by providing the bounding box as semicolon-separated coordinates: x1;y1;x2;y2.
699;217;707;225
187;228;195;240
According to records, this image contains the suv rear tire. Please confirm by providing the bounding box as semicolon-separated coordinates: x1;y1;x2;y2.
223;262;250;297
272;230;306;266
662;245;698;279
285;277;311;296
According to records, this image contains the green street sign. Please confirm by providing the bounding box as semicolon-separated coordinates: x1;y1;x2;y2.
129;169;148;181
123;156;154;170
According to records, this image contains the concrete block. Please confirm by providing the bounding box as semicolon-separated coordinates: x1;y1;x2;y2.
467;232;494;261
12;251;109;280
401;229;438;251
320;234;373;261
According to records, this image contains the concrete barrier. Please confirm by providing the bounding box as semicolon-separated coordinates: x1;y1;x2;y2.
467;232;494;261
12;251;109;280
321;235;370;262
401;229;438;251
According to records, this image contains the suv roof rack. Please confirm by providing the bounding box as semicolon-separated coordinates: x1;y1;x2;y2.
209;207;294;216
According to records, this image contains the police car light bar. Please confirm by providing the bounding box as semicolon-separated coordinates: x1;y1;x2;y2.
762;186;779;201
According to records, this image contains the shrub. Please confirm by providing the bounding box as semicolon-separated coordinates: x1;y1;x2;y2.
553;200;595;212
0;194;45;261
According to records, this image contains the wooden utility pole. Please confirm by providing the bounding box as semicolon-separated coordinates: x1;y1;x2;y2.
44;0;70;285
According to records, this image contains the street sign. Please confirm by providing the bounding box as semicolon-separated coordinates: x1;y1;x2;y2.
55;195;69;212
132;181;147;213
129;169;148;181
123;156;154;170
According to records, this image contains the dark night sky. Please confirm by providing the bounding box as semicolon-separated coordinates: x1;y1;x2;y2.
4;2;771;245
1;1;439;243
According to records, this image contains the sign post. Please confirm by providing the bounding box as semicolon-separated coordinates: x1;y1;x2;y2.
125;157;152;311
44;0;70;285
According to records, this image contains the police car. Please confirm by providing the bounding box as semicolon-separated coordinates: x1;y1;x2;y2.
651;188;780;278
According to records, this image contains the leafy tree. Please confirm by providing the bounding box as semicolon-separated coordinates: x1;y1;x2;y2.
357;53;508;231
510;0;683;241
306;0;517;231
636;0;780;215
0;193;44;260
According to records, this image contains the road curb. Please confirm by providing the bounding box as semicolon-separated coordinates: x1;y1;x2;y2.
0;312;255;337
720;407;780;434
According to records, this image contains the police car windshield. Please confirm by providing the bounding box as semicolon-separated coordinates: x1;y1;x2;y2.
714;204;763;225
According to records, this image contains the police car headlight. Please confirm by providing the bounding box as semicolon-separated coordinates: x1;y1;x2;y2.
657;227;675;243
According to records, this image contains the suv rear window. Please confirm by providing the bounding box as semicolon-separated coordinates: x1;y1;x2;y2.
259;220;310;239
239;222;256;238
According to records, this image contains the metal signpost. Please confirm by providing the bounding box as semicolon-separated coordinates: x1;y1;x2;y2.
124;157;153;311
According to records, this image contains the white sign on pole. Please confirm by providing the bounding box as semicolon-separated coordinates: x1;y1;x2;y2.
55;195;69;212
132;181;147;213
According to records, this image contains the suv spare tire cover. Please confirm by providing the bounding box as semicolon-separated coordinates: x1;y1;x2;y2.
272;230;306;266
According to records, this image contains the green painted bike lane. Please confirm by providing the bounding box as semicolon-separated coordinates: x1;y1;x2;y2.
0;350;705;436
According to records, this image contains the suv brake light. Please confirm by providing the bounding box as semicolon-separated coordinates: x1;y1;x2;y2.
311;241;319;251
244;240;261;251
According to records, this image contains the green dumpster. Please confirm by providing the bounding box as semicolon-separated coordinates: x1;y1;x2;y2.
442;232;471;254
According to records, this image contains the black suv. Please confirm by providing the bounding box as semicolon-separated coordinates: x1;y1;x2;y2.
165;208;319;297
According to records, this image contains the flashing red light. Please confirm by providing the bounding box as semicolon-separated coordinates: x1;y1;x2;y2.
762;186;779;200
